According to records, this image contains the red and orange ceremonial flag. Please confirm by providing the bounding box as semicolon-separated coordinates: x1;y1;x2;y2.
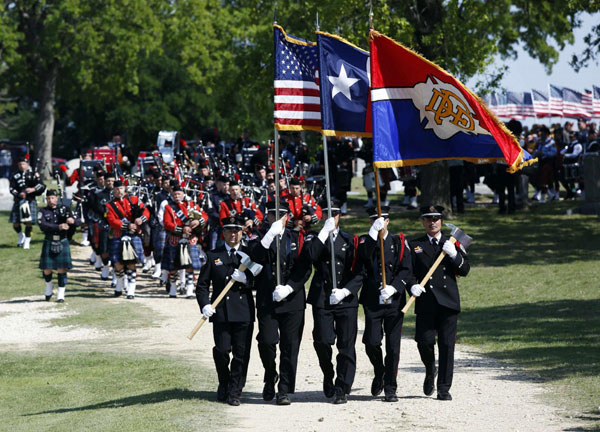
369;30;536;173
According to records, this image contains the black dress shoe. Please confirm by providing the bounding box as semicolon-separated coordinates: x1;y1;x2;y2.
216;384;228;402
126;295;134;300
371;375;384;396
276;393;291;405
56;299;65;303
262;373;278;402
423;367;437;396
227;394;240;406
323;377;335;398
114;290;122;297
384;392;398;402
437;392;452;401
332;388;347;405
45;295;51;301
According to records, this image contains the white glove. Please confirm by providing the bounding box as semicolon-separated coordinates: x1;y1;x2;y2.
272;284;294;302
329;288;351;305
318;217;337;243
261;219;285;249
410;284;426;297
368;217;386;240
202;304;215;318
231;269;247;284
442;241;458;259
379;285;397;301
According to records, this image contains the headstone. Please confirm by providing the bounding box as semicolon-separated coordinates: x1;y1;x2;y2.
579;153;600;215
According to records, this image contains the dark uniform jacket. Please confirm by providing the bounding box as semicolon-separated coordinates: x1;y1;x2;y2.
10;168;46;201
409;234;470;313
38;205;81;238
346;233;414;310
248;225;306;316
294;230;358;309
196;245;255;323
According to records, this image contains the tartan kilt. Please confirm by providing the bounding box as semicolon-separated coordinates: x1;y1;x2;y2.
9;199;38;224
152;226;166;262
108;236;145;265
161;242;202;271
39;238;72;270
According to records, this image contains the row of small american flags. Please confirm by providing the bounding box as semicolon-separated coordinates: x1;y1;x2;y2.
273;24;535;172
485;86;600;120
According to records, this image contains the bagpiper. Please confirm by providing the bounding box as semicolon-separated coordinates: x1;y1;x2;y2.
9;156;46;249
38;189;81;302
162;185;208;298
106;180;150;299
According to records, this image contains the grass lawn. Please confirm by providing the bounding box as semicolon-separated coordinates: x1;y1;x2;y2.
0;352;220;432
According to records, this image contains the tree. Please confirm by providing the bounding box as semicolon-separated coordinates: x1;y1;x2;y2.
1;0;163;177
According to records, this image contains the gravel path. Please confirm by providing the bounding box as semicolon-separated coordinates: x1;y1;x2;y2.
0;246;584;431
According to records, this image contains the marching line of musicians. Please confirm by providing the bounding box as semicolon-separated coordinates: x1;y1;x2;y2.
10;154;469;406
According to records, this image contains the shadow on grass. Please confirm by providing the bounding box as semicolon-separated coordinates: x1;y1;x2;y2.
564;410;600;431
459;299;600;381
24;388;215;415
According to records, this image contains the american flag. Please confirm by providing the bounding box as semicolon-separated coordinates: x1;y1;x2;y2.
549;84;563;117
531;88;550;117
594;86;600;116
273;25;321;131
582;88;594;116
563;87;591;119
523;92;535;118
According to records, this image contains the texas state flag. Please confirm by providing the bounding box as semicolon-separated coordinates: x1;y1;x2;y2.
369;30;535;173
317;31;372;137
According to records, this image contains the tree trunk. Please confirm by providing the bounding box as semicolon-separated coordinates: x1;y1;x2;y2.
34;63;58;179
419;161;453;218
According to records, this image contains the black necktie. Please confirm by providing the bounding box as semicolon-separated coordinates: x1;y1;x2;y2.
230;248;238;265
431;238;439;253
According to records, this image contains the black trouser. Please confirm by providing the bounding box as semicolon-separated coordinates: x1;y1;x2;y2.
415;303;458;394
312;306;358;394
449;165;465;213
362;305;404;395
257;309;305;394
496;169;516;213
212;321;254;397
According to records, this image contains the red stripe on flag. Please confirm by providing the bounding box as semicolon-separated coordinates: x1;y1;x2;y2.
274;103;321;112
275;88;321;97
274;118;322;126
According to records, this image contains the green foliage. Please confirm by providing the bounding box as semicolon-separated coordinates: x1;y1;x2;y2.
1;1;598;151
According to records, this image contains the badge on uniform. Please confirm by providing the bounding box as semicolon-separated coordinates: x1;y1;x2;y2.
414;246;423;254
214;258;223;266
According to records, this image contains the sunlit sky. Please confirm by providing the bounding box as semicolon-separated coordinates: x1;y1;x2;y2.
467;12;599;125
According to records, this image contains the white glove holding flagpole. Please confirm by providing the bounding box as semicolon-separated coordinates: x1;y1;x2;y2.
261;218;285;249
202;305;215;318
368;217;386;241
318;217;337;244
410;284;426;297
329;288;351;305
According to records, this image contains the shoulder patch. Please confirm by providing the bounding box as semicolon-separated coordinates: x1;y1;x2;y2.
414;246;423;254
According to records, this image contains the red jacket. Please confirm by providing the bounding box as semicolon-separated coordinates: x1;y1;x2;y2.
286;193;322;225
219;197;264;225
163;200;208;243
106;195;150;237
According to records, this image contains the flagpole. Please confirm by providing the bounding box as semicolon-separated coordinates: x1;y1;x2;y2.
316;12;338;292
274;126;281;287
373;166;387;295
321;134;338;291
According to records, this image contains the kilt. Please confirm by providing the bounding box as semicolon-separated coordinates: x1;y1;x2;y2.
108;235;145;265
39;238;72;270
152;226;166;262
9;199;38;224
161;241;202;271
91;221;110;254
